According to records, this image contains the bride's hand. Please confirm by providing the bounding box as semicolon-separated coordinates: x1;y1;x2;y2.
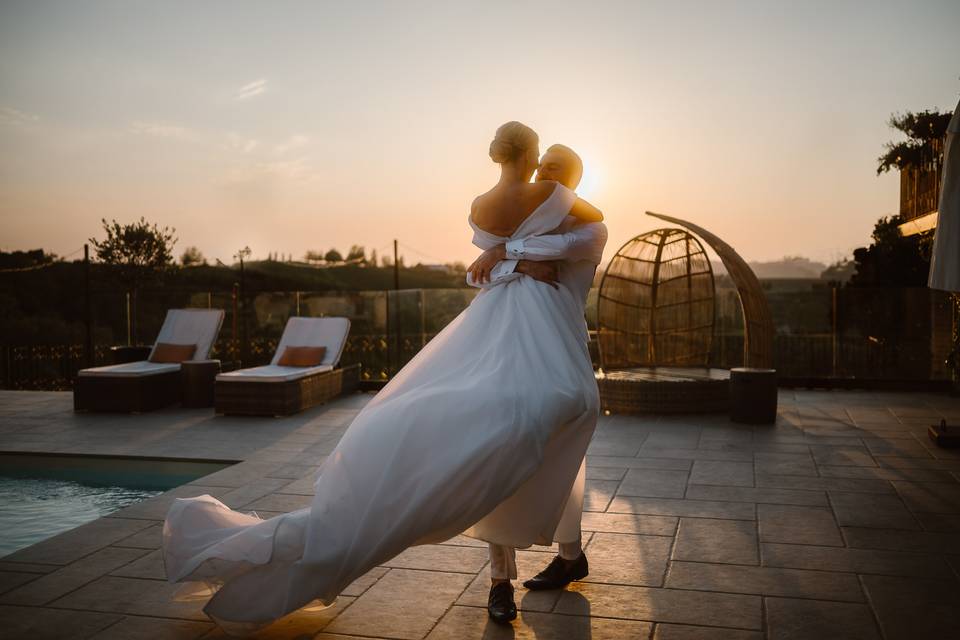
467;245;506;284
517;260;559;289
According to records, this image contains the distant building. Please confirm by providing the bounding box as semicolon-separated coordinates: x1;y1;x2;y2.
898;136;944;237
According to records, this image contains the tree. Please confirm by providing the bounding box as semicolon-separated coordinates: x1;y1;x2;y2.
847;215;932;287
346;245;366;262
304;250;322;264
324;248;343;263
180;246;206;266
369;249;378;267
90;217;177;344
0;249;56;270
820;258;855;284
876;109;953;175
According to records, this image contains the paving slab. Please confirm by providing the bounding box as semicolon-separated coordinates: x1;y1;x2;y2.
756;474;895;494
0;604;122;640
584;479;619;512
580;511;678;536
324;568;471;640
689;460;755;487
0;571;39;595
89;616;213;640
754;452;818;477
842;526;960;553
582;532;672;586
685;485;827;506
666;561;864;602
382;544;489;574
557;582;762;630
860;574;960;640
672;518;758;565
617;468;690;498
2;517;156;565
52;575;210;620
586;455;692;470
892;480;960;513
764;598;881;640
609;496;755;520
653;623;763;639
427;605;653;640
1;546;149;605
758;504;843;546
201;597;355;639
761;542;954;578
828;491;921;529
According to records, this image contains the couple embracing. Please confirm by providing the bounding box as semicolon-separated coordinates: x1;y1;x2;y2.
163;121;609;633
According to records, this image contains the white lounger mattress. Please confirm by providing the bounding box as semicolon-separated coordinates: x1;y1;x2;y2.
78;361;181;378
216;364;333;383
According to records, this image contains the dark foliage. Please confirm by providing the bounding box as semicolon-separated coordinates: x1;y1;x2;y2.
876;109;952;175
848;215;932;287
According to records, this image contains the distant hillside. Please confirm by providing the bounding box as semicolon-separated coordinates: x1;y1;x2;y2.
711;256;828;279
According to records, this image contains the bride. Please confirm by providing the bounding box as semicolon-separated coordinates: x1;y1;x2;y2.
162;121;603;632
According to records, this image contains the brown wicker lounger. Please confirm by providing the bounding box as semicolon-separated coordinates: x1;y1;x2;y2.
214;317;356;416
74;309;225;412
215;363;360;416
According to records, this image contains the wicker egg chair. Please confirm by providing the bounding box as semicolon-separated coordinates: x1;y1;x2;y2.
597;228;715;369
596;228;729;413
595;212;775;414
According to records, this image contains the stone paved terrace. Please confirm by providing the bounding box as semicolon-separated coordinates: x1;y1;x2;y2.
1;389;960;639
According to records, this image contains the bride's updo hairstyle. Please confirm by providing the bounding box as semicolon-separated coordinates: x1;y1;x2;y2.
489;121;539;164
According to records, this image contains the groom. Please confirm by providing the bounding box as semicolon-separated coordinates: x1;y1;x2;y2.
467;143;608;623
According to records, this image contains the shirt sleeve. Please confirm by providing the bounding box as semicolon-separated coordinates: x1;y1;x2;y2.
465;259;520;289
505;222;608;264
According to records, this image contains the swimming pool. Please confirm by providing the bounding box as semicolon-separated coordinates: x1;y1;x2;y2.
0;453;233;557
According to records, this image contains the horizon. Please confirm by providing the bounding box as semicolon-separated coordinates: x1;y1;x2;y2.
1;1;959;267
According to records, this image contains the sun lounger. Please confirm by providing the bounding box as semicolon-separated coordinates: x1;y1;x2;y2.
214;316;359;416
74;309;225;412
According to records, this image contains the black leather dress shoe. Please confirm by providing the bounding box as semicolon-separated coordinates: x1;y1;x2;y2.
487;581;517;623
522;552;589;590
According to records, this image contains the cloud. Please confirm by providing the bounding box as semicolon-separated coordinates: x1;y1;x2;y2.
0;106;39;127
235;79;267;101
258;157;313;181
225;132;259;153
274;135;309;154
129;121;193;139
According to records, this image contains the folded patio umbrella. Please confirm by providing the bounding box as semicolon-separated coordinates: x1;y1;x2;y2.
929;97;960;292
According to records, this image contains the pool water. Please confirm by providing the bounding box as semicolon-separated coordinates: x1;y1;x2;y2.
0;454;233;558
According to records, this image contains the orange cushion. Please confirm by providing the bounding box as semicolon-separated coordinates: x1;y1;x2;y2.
149;342;197;363
277;345;327;367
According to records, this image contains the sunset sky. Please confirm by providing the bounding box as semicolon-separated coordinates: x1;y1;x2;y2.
1;1;958;268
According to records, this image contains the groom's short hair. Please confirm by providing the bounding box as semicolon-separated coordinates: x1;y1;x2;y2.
546;144;583;188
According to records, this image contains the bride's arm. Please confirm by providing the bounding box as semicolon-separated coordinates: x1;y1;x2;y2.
467;222;606;288
466;258;522;288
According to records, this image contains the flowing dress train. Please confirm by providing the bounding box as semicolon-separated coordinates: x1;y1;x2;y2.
162;183;599;629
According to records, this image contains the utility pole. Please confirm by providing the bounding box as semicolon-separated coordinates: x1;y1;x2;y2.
234;247;251;366
392;239;401;376
393;239;400;291
84;244;93;367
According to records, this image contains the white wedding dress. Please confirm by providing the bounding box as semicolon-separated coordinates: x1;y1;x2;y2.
162;182;599;630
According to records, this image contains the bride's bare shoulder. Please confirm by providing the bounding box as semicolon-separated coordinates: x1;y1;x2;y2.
529;180;558;196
